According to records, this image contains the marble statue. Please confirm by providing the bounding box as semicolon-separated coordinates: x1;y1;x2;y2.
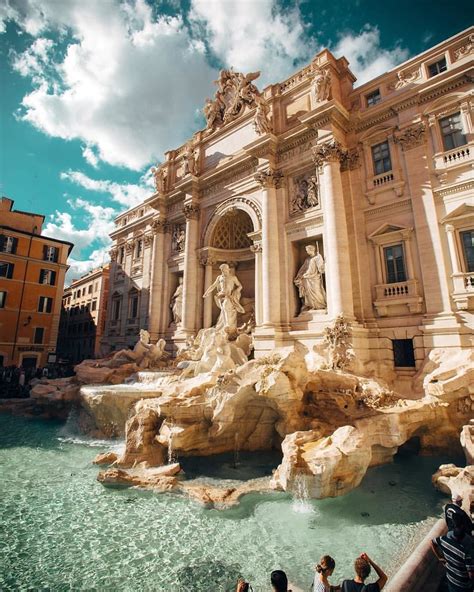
110;330;169;369
170;277;183;325
306;176;319;207
203;264;245;330
311;68;331;103
253;93;272;135
294;244;327;312
151;166;167;193
184;141;198;176
172;225;185;252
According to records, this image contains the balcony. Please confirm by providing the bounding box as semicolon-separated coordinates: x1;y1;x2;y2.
452;272;474;310
434;142;473;174
373;279;423;316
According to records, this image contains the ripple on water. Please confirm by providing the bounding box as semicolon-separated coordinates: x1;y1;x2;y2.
0;415;452;591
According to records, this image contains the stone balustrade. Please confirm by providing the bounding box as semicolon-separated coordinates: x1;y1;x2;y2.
452;272;474;310
373;172;394;187
434;141;473;171
374;279;423;316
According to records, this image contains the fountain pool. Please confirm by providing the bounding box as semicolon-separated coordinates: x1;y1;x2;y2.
0;414;453;591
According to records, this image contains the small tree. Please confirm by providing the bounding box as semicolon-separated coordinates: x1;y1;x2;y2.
323;314;354;371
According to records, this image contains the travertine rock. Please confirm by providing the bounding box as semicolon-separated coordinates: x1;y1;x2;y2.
93;451;118;466
433;464;474;513
461;421;474;465
97;467;179;490
116;407;166;468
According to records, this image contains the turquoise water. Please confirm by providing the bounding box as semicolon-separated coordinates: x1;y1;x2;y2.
0;414;451;591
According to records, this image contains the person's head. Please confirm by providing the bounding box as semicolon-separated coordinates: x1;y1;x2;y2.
270;570;288;592
354;557;371;581
220;263;230;275
305;244;316;256
452;493;463;507
316;555;336;577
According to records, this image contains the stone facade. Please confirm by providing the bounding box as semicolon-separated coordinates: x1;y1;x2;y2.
103;27;474;392
57;265;110;362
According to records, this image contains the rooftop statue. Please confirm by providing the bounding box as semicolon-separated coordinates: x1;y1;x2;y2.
204;69;262;133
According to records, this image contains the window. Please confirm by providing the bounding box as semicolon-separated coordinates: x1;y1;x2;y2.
135;240;143;259
392;339;416;367
0;262;14;279
372;141;392;175
366;89;381;107
0;235;18;254
38;296;53;313
0;291;6;308
39;269;56;285
428;57;447;77
92;300;97;311
129;292;139;319
119;247;125;264
82;288;86;296
440;112;466;151
94;282;98;292
34;327;45;344
112;298;121;321
43;245;59;262
384;244;407;283
461;230;474;273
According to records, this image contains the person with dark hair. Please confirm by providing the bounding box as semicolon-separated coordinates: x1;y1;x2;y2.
341;554;387;592
313;555;340;591
445;494;473;536
271;570;292;592
432;512;474;592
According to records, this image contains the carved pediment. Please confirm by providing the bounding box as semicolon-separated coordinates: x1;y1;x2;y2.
368;223;411;241
441;204;474;224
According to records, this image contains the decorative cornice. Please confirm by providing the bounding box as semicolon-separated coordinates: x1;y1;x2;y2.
312;140;346;167
183;203;200;219
394;122;426;151
254;169;283;188
433;179;474;198
364;197;412;217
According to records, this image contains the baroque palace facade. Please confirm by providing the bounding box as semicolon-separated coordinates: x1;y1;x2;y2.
103;27;473;389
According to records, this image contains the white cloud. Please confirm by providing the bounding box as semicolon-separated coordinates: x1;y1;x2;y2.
82;145;99;168
8;0;216;170
60;170;151;207
332;26;409;86
43;197;116;283
189;0;315;86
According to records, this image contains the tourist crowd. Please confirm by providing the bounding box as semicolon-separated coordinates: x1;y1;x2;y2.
233;494;474;592
0;364;74;398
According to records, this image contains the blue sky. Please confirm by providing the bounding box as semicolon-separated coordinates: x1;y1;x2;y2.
0;0;471;281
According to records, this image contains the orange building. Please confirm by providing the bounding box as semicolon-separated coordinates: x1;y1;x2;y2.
57;265;110;363
0;197;73;370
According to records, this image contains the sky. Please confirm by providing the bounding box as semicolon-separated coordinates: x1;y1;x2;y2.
0;0;472;282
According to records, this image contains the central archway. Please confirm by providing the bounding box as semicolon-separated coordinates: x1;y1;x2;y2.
201;198;262;329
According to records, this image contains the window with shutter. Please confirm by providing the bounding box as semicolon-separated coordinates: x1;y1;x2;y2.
34;328;45;344
0;291;6;308
0;262;14;279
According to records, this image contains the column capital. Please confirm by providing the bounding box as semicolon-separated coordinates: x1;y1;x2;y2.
151;217;168;234
340;148;360;172
312;139;347;167
109;247;118;261
445;223;456;233
183;203;200;220
254;168;283;188
250;241;262;253
199;255;216;266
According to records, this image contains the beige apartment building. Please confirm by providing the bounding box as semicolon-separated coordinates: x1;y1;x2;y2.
57;265;110;363
102;27;474;391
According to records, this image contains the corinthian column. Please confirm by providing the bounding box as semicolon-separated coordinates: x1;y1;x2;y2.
313;140;354;319
181;203;200;334
254;169;283;327
148;218;167;340
201;254;215;328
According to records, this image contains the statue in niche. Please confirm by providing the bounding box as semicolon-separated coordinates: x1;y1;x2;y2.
170;277;183;326
294;244;326;312
172;225;185;253
253;93;272;135
311;68;332;103
203;264;245;330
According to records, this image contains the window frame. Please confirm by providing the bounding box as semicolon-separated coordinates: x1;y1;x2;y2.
38;296;53;313
439;111;467;152
383;243;407;284
392;339;416;368
460;229;474;273
427;56;447;78
371;140;392;176
366;88;381;107
34;327;45;345
0;291;6;309
0;261;14;279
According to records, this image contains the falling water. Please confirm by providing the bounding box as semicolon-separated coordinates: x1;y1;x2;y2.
291;473;314;514
167;421;177;465
233;432;240;469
